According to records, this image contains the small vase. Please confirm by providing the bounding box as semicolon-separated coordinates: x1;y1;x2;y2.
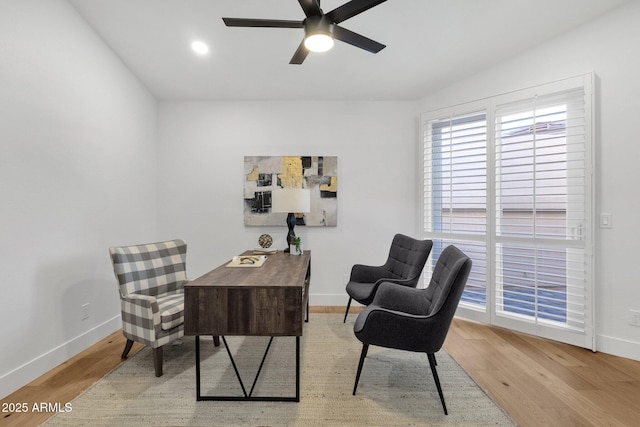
290;244;302;255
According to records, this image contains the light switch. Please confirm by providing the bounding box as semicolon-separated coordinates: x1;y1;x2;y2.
600;213;612;228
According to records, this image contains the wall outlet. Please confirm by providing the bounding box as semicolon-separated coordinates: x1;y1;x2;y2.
81;303;90;320
630;309;640;327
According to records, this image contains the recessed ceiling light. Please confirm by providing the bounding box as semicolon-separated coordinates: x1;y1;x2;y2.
191;41;210;55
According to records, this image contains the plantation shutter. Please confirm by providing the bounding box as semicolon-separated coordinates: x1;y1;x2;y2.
422;75;594;349
423;111;489;310
492;81;593;348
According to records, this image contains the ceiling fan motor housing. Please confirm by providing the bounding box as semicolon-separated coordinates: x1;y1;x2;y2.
304;15;335;38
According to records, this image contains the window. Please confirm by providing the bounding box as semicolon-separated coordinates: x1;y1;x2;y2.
424;112;488;307
421;75;594;348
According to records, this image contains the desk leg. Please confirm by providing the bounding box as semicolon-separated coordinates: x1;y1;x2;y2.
195;336;201;400
295;336;300;402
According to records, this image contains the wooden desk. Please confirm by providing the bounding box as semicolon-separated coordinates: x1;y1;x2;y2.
184;250;311;402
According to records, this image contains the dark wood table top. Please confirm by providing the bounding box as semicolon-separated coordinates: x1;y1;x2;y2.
186;250;311;289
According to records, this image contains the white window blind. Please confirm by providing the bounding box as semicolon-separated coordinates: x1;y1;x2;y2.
424;113;487;235
423;112;488;307
494;87;590;335
422;75;593;349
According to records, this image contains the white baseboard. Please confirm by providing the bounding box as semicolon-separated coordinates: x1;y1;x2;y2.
596;333;640;362
0;315;121;399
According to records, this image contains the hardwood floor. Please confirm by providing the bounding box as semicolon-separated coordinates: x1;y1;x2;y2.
444;318;640;426
2;308;640;426
0;331;145;427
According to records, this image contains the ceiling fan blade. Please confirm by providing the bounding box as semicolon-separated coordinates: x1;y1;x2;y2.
298;0;322;18
222;18;303;28
333;25;385;53
290;39;310;64
326;0;387;24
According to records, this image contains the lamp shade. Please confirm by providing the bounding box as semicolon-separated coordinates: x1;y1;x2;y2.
272;188;311;213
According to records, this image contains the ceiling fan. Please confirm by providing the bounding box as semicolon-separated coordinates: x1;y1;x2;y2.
222;0;387;64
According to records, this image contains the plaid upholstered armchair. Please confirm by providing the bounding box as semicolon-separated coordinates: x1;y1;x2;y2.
109;239;218;376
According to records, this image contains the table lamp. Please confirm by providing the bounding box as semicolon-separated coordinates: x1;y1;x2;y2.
272;188;311;252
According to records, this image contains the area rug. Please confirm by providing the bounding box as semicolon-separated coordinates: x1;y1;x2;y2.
43;314;515;426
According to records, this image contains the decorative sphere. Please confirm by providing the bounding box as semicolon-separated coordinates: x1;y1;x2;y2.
258;234;273;248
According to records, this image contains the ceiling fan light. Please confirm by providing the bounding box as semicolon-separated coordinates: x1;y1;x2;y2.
304;33;334;53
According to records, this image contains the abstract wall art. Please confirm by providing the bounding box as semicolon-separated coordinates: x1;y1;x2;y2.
244;156;338;227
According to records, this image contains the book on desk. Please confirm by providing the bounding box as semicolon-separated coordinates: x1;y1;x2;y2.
225;255;268;268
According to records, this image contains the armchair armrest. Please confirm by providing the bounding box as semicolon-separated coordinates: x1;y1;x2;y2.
122;293;158;309
373;276;416;288
351;265;416;288
353;306;441;353
371;282;431;315
120;294;162;345
350;264;389;283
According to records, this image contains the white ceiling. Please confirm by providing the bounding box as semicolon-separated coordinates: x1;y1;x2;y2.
67;0;629;101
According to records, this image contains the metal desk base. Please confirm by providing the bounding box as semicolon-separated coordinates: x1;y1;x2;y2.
195;335;300;402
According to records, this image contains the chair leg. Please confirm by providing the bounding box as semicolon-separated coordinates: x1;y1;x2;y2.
428;353;448;415
153;346;163;377
352;344;369;395
121;339;134;359
343;297;352;323
213;335;220;347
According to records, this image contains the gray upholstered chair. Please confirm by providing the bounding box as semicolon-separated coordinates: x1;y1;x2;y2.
109;239;219;377
352;245;472;415
343;234;433;322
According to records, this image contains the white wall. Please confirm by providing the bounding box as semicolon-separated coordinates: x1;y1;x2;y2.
0;0;158;397
418;0;640;360
156;100;419;304
2;0;638;401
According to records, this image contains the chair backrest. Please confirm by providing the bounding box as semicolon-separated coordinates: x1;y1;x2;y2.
109;239;188;298
382;234;433;286
423;245;472;349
